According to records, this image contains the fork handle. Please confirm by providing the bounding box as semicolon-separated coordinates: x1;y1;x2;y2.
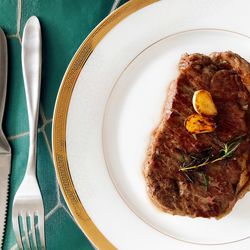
22;16;42;176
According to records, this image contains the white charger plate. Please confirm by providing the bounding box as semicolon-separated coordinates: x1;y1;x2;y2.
53;0;250;249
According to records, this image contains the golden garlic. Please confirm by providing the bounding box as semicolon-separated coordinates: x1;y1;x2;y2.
192;90;218;117
185;113;216;134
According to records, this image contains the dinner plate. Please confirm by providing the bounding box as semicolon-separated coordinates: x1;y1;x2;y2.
52;0;250;249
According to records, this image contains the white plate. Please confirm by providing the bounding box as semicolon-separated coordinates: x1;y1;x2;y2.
53;1;250;249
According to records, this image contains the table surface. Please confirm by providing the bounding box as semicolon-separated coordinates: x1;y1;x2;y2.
0;0;127;249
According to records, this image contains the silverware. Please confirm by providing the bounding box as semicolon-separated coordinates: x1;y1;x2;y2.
0;27;11;249
12;16;45;249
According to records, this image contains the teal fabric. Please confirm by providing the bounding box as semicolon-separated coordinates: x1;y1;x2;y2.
0;0;127;249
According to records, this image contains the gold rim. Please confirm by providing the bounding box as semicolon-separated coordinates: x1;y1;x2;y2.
52;0;158;249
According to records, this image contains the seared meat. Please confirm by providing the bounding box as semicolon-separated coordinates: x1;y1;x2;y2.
144;51;250;218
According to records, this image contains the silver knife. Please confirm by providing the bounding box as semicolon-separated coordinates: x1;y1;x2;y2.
0;27;11;249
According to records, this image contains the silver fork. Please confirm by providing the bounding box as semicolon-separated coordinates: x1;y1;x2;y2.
12;16;45;249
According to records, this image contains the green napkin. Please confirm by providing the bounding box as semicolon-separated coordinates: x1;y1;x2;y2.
0;0;127;249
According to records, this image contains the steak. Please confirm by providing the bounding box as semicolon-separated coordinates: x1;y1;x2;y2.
144;51;250;218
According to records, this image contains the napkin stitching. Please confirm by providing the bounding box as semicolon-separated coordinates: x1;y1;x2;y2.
7;0;22;43
110;0;121;13
16;0;22;43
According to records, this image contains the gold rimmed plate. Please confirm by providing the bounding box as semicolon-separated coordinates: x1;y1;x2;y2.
53;0;250;249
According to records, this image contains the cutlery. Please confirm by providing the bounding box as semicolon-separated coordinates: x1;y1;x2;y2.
12;16;45;249
0;27;11;249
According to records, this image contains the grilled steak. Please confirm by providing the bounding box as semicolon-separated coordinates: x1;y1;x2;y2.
144;51;250;218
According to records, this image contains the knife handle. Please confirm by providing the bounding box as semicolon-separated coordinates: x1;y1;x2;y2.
0;28;8;129
22;16;41;176
0;28;11;154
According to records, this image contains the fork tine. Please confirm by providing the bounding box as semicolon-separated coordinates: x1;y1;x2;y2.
37;214;45;249
22;214;31;249
12;213;23;250
30;213;37;249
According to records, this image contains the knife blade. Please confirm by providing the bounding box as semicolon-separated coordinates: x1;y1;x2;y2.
0;27;11;249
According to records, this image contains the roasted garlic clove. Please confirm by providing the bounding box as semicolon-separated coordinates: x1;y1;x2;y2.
192;90;218;116
185;114;216;134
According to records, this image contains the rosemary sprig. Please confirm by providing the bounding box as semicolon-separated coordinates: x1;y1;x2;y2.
179;153;185;163
180;135;245;172
201;172;209;191
183;172;194;183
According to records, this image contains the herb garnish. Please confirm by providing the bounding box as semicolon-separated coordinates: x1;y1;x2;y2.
201;172;209;191
180;135;245;172
183;172;194;183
